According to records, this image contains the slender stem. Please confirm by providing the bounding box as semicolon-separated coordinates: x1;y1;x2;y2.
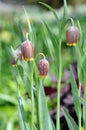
0;41;2;85
78;83;81;130
29;61;34;130
67;17;74;26
83;72;86;129
77;62;81;130
37;79;42;130
31;79;34;130
56;40;62;130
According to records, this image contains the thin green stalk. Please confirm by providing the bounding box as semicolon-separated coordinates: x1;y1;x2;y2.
83;72;86;129
77;63;81;130
56;40;62;130
67;17;74;26
37;79;42;130
30;77;34;130
78;83;81;130
29;61;34;130
0;41;2;85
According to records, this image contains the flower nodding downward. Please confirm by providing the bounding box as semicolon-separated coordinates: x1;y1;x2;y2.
21;40;34;61
38;58;49;78
66;26;79;46
12;49;22;67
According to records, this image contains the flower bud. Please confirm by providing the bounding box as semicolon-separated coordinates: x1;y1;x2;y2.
66;26;79;46
21;40;34;61
12;49;22;66
38;58;49;78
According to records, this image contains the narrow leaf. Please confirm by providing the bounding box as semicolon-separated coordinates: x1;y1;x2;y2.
70;66;80;118
0;93;16;105
18;21;25;42
81;98;86;108
43;24;55;60
23;6;34;42
36;79;54;130
18;95;30;130
63;108;78;130
39;2;59;26
63;0;67;20
77;20;83;48
60;0;67;36
44;22;59;48
7;120;13;130
23;6;32;34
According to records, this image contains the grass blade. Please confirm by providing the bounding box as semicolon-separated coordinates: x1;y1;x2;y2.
39;2;59;26
37;79;54;130
77;20;83;48
18;95;30;130
63;0;67;20
70;66;80;118
42;24;55;60
18;21;25;42
0;93;16;105
63;108;78;130
23;6;34;42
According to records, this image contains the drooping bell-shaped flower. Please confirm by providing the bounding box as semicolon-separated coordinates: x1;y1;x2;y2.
66;26;79;46
38;58;49;78
12;49;22;66
21;40;34;61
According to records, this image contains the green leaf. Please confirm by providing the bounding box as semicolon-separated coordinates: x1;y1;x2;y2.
23;6;33;41
11;46;19;63
63;108;78;130
11;46;16;56
63;0;67;20
70;66;80;118
81;98;86;108
75;46;84;83
0;41;2;83
44;21;59;48
18;65;24;78
0;112;7;130
6;118;14;130
77;20;83;48
20;71;31;97
39;2;59;26
18;21;25;42
0;93;17;105
18;95;30;130
23;6;32;34
60;0;67;36
43;23;56;60
36;79;54;130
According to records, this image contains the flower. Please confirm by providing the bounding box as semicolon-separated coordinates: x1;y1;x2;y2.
38;58;49;78
21;40;34;61
12;49;22;66
66;26;79;46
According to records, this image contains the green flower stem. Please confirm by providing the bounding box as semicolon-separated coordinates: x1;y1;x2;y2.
67;17;74;26
78;83;81;130
29;61;34;130
0;41;2;85
56;39;62;130
31;78;34;130
83;72;86;129
37;78;42;130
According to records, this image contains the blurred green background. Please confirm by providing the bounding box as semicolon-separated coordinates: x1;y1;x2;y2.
0;0;86;130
